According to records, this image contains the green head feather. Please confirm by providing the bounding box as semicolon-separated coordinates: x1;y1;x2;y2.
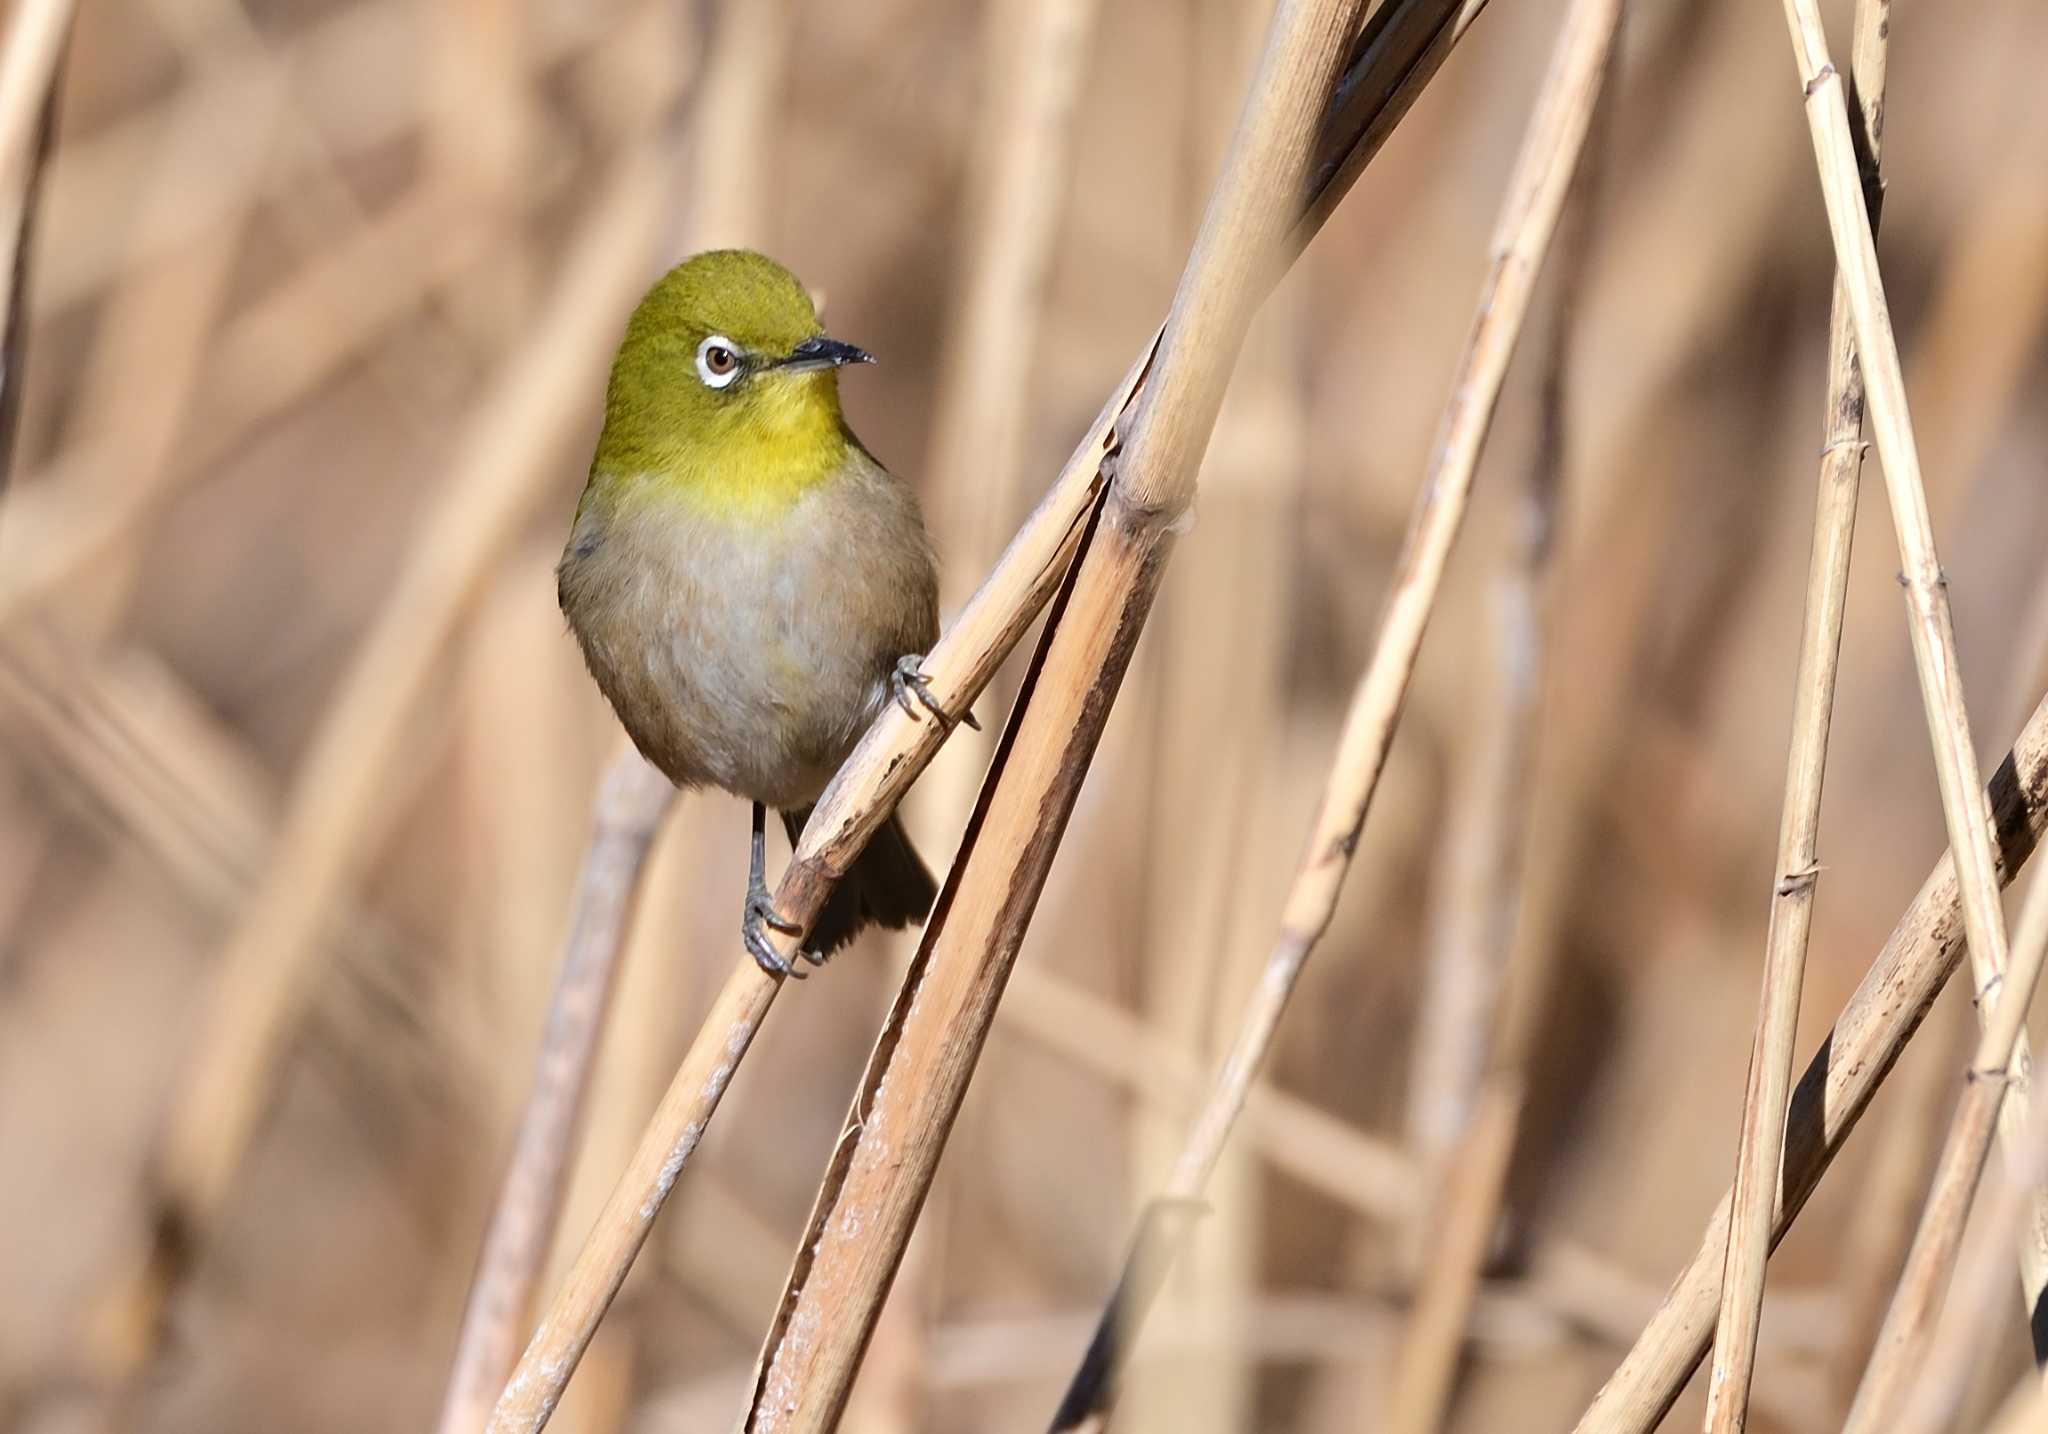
588;250;871;515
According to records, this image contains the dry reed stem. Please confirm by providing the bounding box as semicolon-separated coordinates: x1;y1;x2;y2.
1700;3;1890;1428
434;746;676;1434
483;6;1479;1426
1571;688;2048;1434
1779;0;2040;1304
1897;907;2048;1434
732;3;1372;1427
86;149;667;1373
1844;815;2048;1428
1055;0;1615;1419
1381;47;1606;1433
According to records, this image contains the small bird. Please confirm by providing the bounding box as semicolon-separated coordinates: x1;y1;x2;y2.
559;250;963;976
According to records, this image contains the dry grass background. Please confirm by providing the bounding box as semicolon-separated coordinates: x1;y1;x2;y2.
3;0;2048;1431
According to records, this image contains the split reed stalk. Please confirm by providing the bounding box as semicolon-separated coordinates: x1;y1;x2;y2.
1381;46;1606;1434
484;5;1482;1426
1700;2;1889;1428
733;5;1375;1429
1571;687;2048;1434
91;148;668;1374
1777;0;2041;1310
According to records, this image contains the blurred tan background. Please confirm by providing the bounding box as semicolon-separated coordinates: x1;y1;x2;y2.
2;0;2047;1430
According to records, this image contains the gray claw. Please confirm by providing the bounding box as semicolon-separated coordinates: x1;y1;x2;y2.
743;904;804;978
892;654;980;731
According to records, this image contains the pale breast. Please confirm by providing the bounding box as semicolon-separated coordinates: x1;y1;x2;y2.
559;456;938;810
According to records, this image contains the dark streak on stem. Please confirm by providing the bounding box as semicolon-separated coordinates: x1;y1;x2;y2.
0;66;62;504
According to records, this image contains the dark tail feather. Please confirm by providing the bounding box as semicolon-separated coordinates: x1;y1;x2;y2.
780;807;937;958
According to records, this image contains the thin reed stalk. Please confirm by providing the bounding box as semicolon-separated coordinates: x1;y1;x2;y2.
1845;812;2048;1428
1381;47;1607;1434
1897;876;2048;1434
1572;687;2048;1434
733;4;1375;1428
1778;0;2038;1315
483;6;1481;1426
1052;4;1619;1425
1701;1;1890;1427
433;745;675;1434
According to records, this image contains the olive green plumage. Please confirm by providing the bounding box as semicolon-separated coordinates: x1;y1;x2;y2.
558;250;940;968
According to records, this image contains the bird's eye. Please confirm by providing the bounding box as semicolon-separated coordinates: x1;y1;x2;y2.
696;336;742;388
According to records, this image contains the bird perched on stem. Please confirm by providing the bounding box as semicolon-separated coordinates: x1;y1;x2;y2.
559;250;969;976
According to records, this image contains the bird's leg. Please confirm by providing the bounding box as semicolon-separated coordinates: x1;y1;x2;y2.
891;653;980;731
744;801;805;977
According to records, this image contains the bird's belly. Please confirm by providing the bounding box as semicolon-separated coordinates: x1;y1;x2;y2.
562;502;899;810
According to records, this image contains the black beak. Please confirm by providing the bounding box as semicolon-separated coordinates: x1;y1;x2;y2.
779;335;875;372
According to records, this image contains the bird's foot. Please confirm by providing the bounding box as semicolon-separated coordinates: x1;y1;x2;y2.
891;654;980;731
743;883;807;978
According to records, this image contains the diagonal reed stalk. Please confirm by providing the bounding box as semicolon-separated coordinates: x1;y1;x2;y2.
433;743;674;1434
1572;684;2048;1433
1381;39;1608;1434
732;3;1378;1429
483;4;1483;1428
1700;1;1889;1428
1843;805;2048;1427
1895;865;2048;1434
1043;3;1621;1427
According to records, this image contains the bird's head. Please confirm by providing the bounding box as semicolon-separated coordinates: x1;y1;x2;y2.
592;249;874;511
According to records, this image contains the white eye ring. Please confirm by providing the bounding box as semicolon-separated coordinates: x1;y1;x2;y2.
696;335;742;388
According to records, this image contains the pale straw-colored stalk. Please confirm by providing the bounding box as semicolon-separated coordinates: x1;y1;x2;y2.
1775;0;2037;1314
1572;687;2048;1433
1381;43;1606;1434
1895;872;2048;1434
1844;802;2048;1430
1699;1;1890;1427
